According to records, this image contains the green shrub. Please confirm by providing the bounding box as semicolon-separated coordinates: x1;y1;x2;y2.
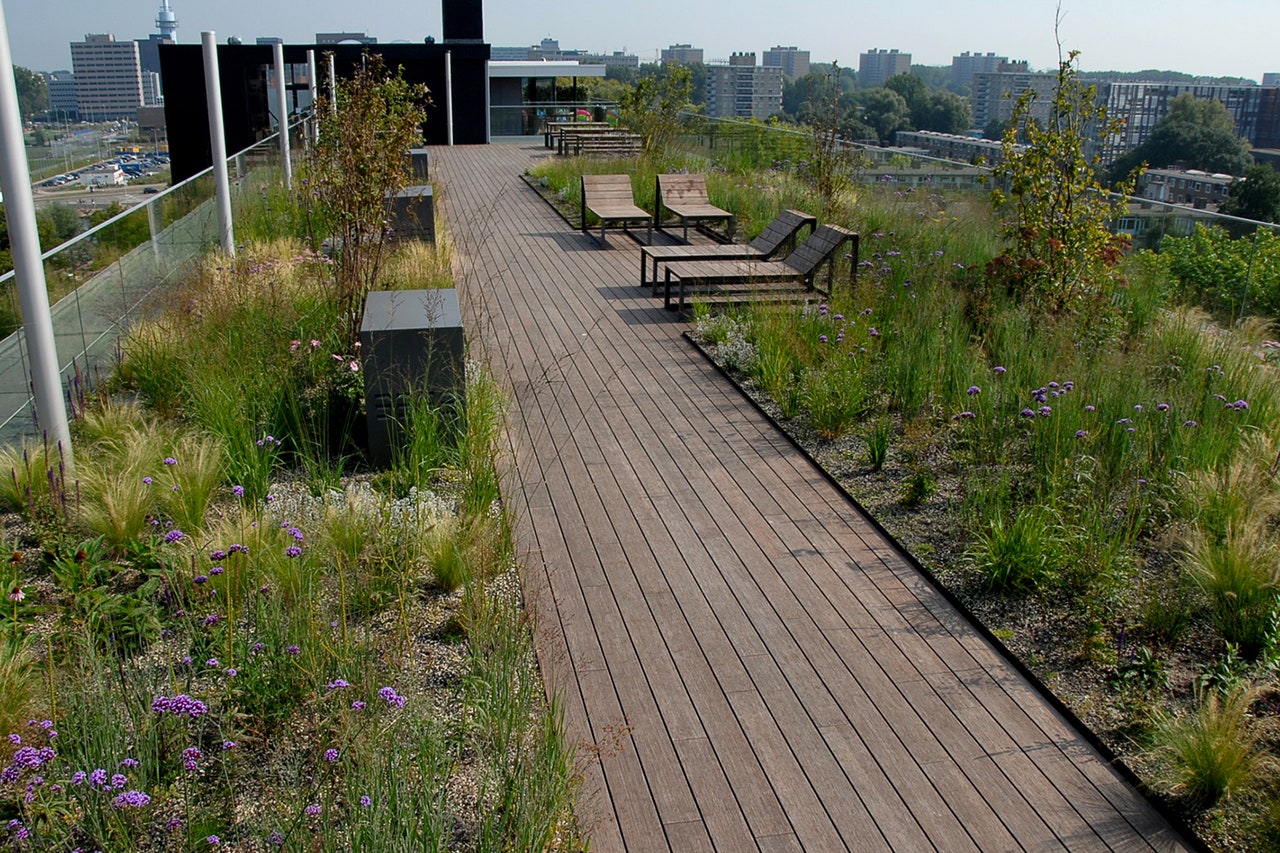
865;418;891;471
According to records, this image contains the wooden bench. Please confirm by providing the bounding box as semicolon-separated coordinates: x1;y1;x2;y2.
655;174;735;242
544;120;611;150
581;174;652;246
640;209;817;294
661;224;859;311
559;126;643;157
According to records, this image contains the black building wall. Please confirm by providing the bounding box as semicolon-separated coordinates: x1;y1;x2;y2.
160;42;490;183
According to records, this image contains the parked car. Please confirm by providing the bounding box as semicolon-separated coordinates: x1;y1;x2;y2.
142;187;160;194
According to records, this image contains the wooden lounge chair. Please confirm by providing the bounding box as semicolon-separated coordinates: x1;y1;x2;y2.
581;174;652;246
640;209;817;294
655;173;735;242
661;224;859;311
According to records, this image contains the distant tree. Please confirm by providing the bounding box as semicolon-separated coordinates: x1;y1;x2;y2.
1109;92;1251;181
983;118;1009;141
604;65;638;86
1221;164;1280;224
859;88;911;144
1165;92;1235;134
1110;121;1251;182
12;66;47;122
909;65;952;91
620;63;693;155
915;91;972;135
686;61;706;106
988;50;1135;312
884;73;927;115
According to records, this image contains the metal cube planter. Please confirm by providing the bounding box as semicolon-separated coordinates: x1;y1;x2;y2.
360;288;464;468
387;184;435;243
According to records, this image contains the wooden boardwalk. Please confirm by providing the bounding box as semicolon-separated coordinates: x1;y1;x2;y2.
432;143;1193;853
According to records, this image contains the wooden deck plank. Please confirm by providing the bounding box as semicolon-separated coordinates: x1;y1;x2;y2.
429;142;1194;853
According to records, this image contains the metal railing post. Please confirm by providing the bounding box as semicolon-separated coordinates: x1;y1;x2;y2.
273;42;292;190
0;0;72;464
202;31;235;257
307;49;318;144
445;51;454;146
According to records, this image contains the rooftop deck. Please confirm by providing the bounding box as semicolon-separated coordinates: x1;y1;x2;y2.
431;142;1194;852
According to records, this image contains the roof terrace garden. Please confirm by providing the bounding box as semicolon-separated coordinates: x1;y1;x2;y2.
0;51;1279;852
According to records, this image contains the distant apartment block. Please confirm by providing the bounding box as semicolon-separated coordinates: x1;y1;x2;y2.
70;34;144;121
1263;73;1280;87
45;71;77;117
1136;167;1233;209
518;37;638;69
762;46;810;79
706;53;783;120
315;32;377;44
661;44;703;64
859;49;911;88
1099;81;1280;163
256;37;285;45
579;51;639;70
970;70;1058;129
895;130;1010;164
950;52;1027;89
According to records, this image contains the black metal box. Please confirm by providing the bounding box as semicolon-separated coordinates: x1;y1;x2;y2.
360;288;465;467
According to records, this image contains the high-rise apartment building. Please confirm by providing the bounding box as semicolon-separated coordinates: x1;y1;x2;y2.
859;49;911;88
661;44;703;64
970;70;1057;130
950;52;1023;88
763;45;810;79
70;34;144;121
706;53;783;120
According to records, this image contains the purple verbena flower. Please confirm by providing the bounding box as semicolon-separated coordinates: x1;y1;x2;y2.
966;385;980;396
323;748;339;763
113;790;151;808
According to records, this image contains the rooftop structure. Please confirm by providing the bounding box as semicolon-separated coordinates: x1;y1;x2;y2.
155;0;177;42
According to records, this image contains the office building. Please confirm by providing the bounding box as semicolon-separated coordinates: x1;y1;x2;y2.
661;44;703;65
763;46;810;79
706;53;783;120
859;49;911;88
70;33;144;121
45;71;77;118
1263;73;1280;87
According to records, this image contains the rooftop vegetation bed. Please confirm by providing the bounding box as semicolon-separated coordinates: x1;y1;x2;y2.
531;56;1280;852
0;60;581;851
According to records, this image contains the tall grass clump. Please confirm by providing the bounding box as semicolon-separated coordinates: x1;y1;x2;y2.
1183;526;1280;658
969;507;1063;594
1151;685;1275;807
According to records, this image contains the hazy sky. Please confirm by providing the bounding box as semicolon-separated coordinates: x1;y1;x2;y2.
5;0;1277;81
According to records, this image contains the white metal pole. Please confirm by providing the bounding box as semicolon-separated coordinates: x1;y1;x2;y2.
445;50;454;146
484;59;491;143
306;49;318;144
0;0;72;463
272;41;292;190
328;53;337;114
201;31;234;257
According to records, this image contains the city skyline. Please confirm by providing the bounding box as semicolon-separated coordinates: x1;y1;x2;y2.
5;0;1276;82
